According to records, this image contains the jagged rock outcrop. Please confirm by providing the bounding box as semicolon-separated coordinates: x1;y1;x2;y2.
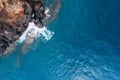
0;0;46;54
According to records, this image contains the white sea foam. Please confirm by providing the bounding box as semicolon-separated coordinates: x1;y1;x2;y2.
45;8;49;14
45;7;51;18
17;22;54;44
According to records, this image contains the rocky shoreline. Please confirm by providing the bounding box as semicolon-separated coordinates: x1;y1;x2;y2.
0;0;47;54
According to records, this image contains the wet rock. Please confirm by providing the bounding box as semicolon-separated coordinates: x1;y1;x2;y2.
0;0;46;55
42;0;61;25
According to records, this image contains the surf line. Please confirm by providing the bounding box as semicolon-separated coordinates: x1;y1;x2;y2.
17;8;54;44
18;22;54;44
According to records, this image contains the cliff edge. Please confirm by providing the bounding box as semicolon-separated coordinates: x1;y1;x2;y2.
0;0;45;54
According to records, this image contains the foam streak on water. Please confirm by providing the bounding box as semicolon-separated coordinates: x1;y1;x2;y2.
17;22;54;44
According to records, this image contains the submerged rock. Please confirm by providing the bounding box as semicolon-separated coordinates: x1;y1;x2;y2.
42;0;61;25
0;0;46;55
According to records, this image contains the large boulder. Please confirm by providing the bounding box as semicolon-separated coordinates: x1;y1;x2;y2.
0;0;45;54
0;0;30;54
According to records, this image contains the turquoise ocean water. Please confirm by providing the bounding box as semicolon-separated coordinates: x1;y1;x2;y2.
0;0;120;80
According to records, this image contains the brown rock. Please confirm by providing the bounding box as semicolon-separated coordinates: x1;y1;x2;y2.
0;0;46;55
0;0;32;54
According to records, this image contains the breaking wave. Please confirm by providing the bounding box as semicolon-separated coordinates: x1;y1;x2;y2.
17;22;54;44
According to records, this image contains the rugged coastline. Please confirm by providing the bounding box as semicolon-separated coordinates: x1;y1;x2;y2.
0;0;47;54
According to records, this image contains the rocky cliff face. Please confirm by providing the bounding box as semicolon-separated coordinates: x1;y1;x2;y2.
0;0;45;54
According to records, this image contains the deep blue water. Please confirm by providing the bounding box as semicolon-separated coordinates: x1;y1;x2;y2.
0;0;120;80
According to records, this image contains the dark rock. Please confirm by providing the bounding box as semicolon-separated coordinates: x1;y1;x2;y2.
0;0;46;55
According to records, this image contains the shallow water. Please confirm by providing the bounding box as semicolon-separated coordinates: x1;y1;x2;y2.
0;0;120;80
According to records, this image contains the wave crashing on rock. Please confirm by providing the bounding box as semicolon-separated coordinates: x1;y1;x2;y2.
18;22;54;44
0;0;61;55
